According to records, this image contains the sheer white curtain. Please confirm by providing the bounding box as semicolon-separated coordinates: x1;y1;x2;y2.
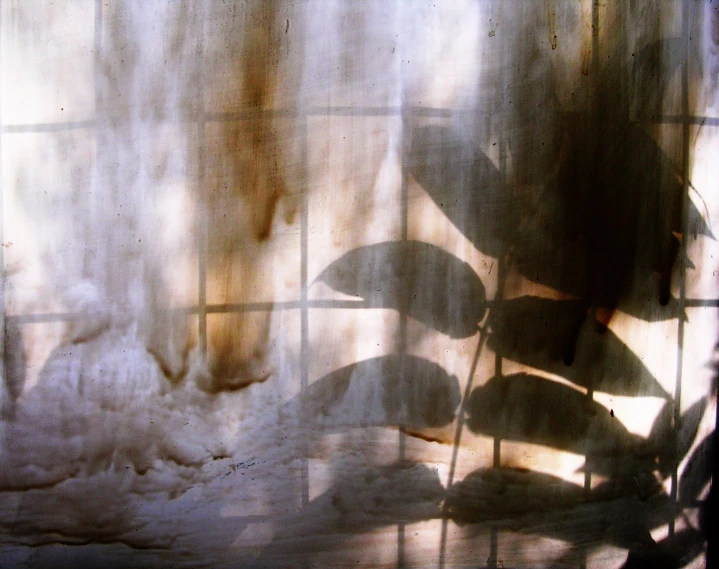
0;2;717;567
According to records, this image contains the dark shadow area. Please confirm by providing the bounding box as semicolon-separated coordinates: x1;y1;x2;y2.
621;528;706;569
409;118;711;325
679;430;714;510
2;317;26;419
487;298;668;398
407;127;520;260
282;355;461;431
529;39;712;322
465;374;651;472
650;396;707;478
2;543;166;569
255;461;443;567
408;40;713;327
445;467;585;524
315;241;487;338
445;466;673;552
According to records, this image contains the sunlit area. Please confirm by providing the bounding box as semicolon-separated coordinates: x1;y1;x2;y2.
0;1;717;568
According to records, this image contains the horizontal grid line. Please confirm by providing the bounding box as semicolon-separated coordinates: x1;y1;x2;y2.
640;114;719;127
3;111;719;135
3;120;97;133
7;297;719;324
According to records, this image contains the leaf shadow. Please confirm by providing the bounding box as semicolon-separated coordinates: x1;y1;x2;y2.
446;466;672;551
315;241;487;338
407;125;520;261
487;297;668;398
465;374;648;467
281;355;461;432
255;461;444;566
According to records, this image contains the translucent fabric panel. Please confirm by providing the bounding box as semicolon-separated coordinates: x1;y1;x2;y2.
1;1;717;568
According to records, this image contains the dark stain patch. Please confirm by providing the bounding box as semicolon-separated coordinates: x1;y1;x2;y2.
220;459;258;479
547;0;558;50
610;409;614;417
403;428;451;445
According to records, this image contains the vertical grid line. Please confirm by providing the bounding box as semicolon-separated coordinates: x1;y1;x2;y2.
300;114;309;506
94;0;102;112
670;0;693;535
196;12;207;358
0;0;6;418
399;111;409;456
397;9;410;562
397;110;410;569
438;330;487;569
86;0;103;304
488;134;508;569
579;4;601;568
93;0;110;296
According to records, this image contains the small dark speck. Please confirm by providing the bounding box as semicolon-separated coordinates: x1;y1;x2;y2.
610;409;614;417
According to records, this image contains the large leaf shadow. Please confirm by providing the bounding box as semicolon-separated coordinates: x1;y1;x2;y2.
518;106;711;320
621;528;706;569
539;38;711;319
2;317;26;419
601;38;683;122
282;355;461;432
465;374;649;467
407;126;520;259
649;396;707;477
487;297;668;398
407;39;712;323
679;431;714;508
255;461;444;566
315;241;486;338
445;466;674;552
445;467;584;524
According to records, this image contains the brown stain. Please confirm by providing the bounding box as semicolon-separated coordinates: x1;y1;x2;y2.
403;428;452;445
201;0;296;391
546;0;558;50
594;306;615;328
237;0;288;242
580;0;593;75
205;313;273;390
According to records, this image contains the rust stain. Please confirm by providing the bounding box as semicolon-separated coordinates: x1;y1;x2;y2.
546;0;558;50
581;0;593;75
199;1;299;391
404;428;452;445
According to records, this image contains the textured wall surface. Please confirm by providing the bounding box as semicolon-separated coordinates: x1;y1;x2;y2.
0;1;717;568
